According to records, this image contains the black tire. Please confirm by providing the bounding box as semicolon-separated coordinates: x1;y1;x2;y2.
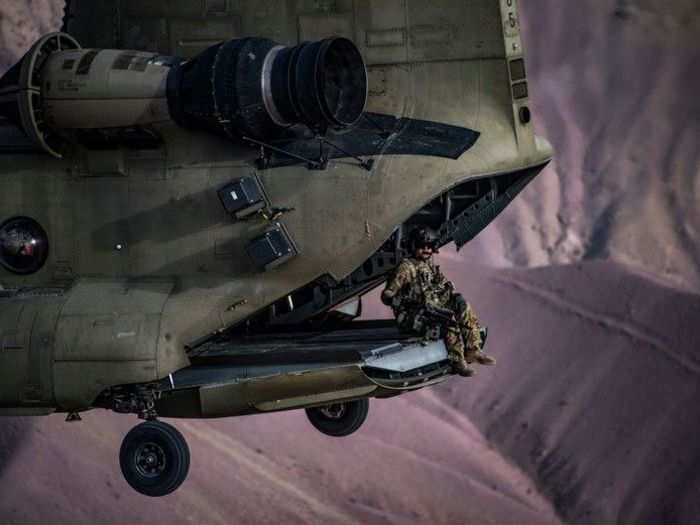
119;421;190;497
305;399;369;437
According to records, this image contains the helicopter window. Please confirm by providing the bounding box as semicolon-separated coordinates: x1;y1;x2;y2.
0;217;49;275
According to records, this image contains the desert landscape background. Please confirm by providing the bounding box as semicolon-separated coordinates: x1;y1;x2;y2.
463;0;700;291
1;1;699;524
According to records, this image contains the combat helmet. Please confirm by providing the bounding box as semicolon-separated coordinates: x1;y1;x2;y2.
408;226;439;253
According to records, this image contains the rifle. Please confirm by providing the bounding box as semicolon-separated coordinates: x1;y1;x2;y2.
395;298;488;349
422;303;458;326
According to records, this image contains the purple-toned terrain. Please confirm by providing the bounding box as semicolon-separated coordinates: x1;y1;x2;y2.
1;2;699;524
464;0;700;290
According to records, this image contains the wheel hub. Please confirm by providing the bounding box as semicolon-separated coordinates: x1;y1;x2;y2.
135;442;167;477
320;403;346;420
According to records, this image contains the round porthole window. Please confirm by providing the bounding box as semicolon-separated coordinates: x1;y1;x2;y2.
0;217;49;275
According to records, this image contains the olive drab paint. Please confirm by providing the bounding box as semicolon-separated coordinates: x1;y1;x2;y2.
0;0;551;415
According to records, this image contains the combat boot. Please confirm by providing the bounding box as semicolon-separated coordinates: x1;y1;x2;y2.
451;359;475;377
473;351;496;366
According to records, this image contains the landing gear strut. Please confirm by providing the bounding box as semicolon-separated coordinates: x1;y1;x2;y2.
305;399;370;437
119;420;190;497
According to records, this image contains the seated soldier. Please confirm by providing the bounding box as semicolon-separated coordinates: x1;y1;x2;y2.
381;227;495;377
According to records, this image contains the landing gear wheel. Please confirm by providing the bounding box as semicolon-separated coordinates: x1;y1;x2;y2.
119;421;190;497
305;399;369;437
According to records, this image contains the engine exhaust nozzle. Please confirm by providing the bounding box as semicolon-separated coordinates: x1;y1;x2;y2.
167;37;367;140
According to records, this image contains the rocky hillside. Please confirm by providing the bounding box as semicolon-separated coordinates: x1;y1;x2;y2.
0;0;63;70
464;0;700;290
5;259;699;524
0;381;558;525
366;258;700;525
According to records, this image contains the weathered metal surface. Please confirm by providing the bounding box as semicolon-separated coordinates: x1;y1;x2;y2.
0;0;551;414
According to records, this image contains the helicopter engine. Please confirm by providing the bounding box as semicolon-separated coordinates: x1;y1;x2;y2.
0;32;367;158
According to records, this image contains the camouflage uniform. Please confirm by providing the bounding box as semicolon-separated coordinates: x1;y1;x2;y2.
382;257;483;365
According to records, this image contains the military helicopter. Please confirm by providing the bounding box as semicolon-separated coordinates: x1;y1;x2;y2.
0;0;551;496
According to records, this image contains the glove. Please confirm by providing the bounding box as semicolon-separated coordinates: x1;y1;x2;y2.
380;290;394;306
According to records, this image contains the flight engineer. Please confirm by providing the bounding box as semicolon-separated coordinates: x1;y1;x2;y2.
381;227;495;377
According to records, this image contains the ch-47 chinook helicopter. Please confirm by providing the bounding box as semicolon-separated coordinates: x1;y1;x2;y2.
0;0;551;496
